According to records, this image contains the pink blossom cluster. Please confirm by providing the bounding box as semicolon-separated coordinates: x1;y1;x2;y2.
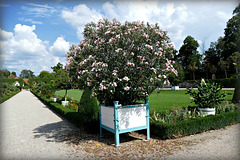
66;18;177;105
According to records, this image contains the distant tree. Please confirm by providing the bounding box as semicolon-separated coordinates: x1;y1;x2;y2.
11;71;16;76
216;37;225;59
20;69;35;78
202;60;211;79
230;52;240;78
204;42;220;67
218;60;230;79
55;69;72;101
188;62;198;80
51;62;63;73
210;65;217;80
38;71;51;79
177;36;201;71
0;69;10;78
222;4;240;60
168;61;184;86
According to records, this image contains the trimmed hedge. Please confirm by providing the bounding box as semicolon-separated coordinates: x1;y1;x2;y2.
32;91;99;133
185;78;237;88
0;90;20;104
32;91;240;138
151;111;240;139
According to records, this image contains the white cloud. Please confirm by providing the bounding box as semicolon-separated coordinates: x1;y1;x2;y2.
19;17;43;24
102;2;119;20
216;11;232;22
0;24;70;75
21;3;57;18
49;37;70;57
59;1;237;52
0;28;13;41
61;4;103;39
60;1;191;50
101;1;192;49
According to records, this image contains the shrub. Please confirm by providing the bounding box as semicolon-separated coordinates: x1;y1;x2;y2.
186;79;226;108
150;106;200;124
66;18;177;106
216;101;237;114
78;88;99;121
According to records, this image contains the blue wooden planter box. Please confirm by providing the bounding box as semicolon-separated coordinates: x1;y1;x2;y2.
99;99;150;147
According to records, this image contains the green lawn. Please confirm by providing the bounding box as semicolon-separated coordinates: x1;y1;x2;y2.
148;90;234;112
55;89;234;112
148;90;192;112
55;89;83;102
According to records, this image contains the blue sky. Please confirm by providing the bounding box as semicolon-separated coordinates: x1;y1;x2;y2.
0;0;239;76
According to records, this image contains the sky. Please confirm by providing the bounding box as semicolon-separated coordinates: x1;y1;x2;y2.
0;0;239;76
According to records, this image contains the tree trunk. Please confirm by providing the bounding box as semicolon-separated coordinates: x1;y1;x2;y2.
236;68;239;79
64;89;68;101
225;70;227;79
193;71;195;80
232;78;240;104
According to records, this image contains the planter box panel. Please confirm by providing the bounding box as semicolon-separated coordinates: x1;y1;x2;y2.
61;101;69;106
99;99;150;147
198;108;216;116
118;106;147;130
101;106;114;129
119;125;148;134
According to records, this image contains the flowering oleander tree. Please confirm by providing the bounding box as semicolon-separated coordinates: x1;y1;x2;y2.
66;18;177;106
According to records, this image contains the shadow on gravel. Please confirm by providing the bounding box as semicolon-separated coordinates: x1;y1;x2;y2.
32;121;76;143
32;121;142;146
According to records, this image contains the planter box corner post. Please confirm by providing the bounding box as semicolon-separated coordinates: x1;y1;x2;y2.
146;99;150;140
114;101;120;147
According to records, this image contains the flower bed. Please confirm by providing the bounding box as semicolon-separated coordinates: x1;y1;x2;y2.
0;90;20;104
151;110;240;139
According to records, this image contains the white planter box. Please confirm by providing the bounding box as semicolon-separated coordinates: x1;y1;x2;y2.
101;105;147;130
61;101;69;106
198;108;215;116
99;100;150;147
53;98;57;102
171;86;179;90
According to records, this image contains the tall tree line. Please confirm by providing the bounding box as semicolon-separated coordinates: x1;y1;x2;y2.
176;4;240;81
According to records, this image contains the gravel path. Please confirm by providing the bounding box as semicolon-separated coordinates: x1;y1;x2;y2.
0;90;239;159
0;90;86;159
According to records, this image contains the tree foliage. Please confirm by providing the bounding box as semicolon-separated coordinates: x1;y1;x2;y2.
38;70;52;79
20;69;35;78
55;69;72;101
222;3;240;60
203;42;220;67
177;36;201;71
51;62;63;73
0;69;10;78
